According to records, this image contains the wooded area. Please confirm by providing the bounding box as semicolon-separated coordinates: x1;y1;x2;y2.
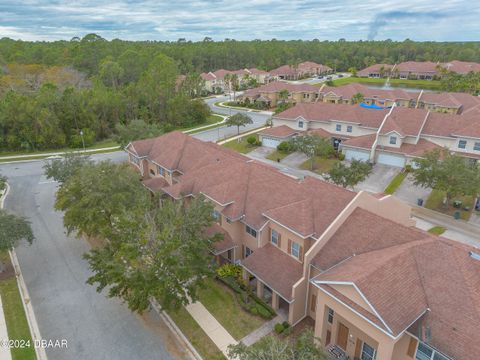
1;35;479;151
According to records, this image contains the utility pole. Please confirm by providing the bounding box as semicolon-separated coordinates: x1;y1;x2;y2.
80;130;86;152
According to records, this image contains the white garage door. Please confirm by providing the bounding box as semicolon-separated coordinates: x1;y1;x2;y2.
377;153;406;168
262;137;281;148
344;149;370;162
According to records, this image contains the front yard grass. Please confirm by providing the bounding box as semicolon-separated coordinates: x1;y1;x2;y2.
384;171;407;194
428;226;447;235
167;306;226;360
0;252;35;360
197;279;265;340
266;150;291;162
300;156;339;174
425;189;475;220
319;76;442;90
223;135;259;154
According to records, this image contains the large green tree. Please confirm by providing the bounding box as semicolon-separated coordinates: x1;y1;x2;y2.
326;159;372;188
43;152;92;184
225;113;253;136
290;135;334;170
0;209;34;271
412;149;480;207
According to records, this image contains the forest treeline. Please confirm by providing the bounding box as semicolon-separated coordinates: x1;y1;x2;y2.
0;34;480;151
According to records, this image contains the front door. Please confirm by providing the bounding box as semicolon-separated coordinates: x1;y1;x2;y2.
337;322;349;351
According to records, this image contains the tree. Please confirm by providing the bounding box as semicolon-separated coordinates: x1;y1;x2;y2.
114;119;163;147
0;210;34;272
228;330;327;360
278;89;289;103
412;149;480;207
348;67;357;76
225;113;253;136
43;152;92;184
326;160;372;188
351;92;365;104
290;135;333;170
55;161;150;240
84;195;221;311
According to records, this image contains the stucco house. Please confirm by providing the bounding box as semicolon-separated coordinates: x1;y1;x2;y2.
272;101;480;167
125;131;480;360
270;61;332;80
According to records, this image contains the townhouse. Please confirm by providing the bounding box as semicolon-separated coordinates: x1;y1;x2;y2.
240;81;321;108
270;61;332;80
271;101;480;167
200;68;270;93
358;60;480;80
125;131;480;360
318;83;480;114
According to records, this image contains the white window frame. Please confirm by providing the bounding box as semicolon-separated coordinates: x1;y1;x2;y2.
246;225;257;238
212;210;221;222
298;120;304;128
157;165;165;176
389;136;397;145
327;307;334;323
271;229;279;246
291;241;300;258
474;142;480;151
415;342;451;360
458;140;467;149
347;125;353;133
245;246;253;258
336;124;342;132
361;342;376;360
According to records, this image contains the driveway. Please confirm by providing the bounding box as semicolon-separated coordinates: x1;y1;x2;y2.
248;146;275;160
394;175;431;205
354;164;400;194
1;153;187;360
281;152;308;168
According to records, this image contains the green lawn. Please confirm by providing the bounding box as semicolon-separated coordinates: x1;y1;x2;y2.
181;114;224;132
223;135;259;153
0;252;35;360
300;156;339;174
266;150;291;162
384;171;407;194
425;189;475;220
197;279;265;340
428;226;447;235
318;76;442;90
167;307;226;360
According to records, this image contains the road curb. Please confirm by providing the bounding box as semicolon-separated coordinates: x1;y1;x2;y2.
149;299;203;360
1;183;48;360
217;126;268;145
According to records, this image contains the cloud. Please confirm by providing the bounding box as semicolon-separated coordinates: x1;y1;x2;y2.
0;0;478;41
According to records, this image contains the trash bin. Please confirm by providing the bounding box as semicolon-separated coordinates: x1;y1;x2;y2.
454;211;461;220
417;198;424;206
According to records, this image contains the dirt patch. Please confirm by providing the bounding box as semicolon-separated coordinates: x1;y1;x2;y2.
0;262;15;281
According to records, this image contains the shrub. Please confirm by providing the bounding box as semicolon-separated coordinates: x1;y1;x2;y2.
277;141;291;152
338;153;345;161
274;323;284;334
282;321;290;329
405;164;413;173
247;135;257;145
256;304;273;319
216;263;242;279
255;139;262;146
282;327;293;336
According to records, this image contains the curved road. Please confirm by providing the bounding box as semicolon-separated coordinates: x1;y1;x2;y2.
192;94;271;142
1;152;188;360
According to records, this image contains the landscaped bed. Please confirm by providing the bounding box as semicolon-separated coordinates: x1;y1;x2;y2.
425;189;475;220
266;150;291;162
428;226;447;235
384;171;407;194
0;252;35;360
299;156;339;174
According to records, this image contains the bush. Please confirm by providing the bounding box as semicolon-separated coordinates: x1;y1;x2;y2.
405;164;413;173
277;141;291;152
282;321;290;329
216;263;242;280
255;139;262;146
256;304;273;319
247;136;257;145
338;153;345;161
274;323;284;334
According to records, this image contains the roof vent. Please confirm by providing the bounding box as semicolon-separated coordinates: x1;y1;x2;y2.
469;251;480;261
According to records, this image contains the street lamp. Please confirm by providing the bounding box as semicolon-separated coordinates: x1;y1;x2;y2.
80;130;85;152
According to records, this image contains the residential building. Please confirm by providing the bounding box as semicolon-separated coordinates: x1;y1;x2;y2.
272;101;480;167
125;131;480;360
240;81;321;108
200;68;271;93
440;60;480;74
270;61;332;80
357;64;395;78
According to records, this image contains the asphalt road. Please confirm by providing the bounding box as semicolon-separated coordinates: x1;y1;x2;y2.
193;94;271;142
1;152;188;360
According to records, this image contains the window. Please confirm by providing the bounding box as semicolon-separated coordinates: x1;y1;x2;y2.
149;169;155;176
361;343;376;360
474;142;480;151
347;125;353;133
389;136;397;145
291;241;300;258
226;217;232;224
327;307;334;323
245;246;253;258
132;156;140;165
212;210;221;222
458;140;467;149
246;225;257;238
157;166;165;176
298;121;304;128
416;343;451;360
271;229;279;246
336;124;342;132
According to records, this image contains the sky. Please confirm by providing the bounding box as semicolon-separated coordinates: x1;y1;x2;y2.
0;0;479;42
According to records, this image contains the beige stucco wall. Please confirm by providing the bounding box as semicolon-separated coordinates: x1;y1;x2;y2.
378;134;403;148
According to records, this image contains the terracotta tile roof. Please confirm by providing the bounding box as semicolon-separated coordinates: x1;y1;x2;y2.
321;83;418;102
422;111;480;139
200;72;216;81
274;102;388;129
247;68;269;75
441;60;480;74
270;62;331;76
396;61;439;73
312;208;480;359
142;176;169;192
241;243;303;301
307;128;336;138
380;107;429;137
357;64;394;76
259;125;299;138
418;91;474;109
205;224;237;255
340;134;376;149
243;81;320;98
380;139;443;157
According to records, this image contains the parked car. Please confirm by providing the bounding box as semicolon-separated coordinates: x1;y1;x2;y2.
326;76;333;80
338;74;344;78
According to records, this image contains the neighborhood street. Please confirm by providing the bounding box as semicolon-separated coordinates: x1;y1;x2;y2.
0;153;188;360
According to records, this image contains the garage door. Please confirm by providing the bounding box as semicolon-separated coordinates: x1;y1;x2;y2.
344;149;370;162
262;137;281;148
377;153;406;168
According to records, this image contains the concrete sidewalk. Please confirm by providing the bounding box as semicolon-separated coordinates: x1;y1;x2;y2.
185;301;237;358
0;296;12;360
240;314;284;346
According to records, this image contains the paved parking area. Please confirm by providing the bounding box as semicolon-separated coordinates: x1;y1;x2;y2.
354;164;400;194
395;175;431;205
281;152;308;168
